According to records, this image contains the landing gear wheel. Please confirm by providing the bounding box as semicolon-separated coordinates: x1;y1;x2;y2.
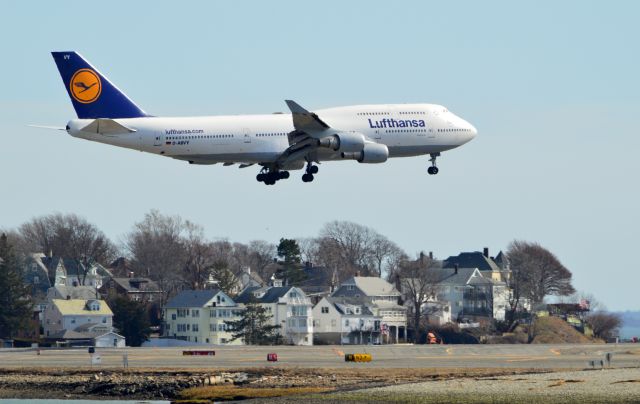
428;153;440;175
279;171;290;179
309;165;319;174
302;173;314;182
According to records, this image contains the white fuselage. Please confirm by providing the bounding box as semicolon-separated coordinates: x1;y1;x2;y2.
67;103;476;169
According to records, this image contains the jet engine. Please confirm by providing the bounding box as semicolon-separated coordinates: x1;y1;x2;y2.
318;132;365;153
341;142;389;163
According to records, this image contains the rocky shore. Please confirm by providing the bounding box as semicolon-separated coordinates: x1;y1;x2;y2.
0;367;542;401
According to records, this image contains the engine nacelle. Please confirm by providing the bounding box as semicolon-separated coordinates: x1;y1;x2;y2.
341;142;389;163
318;131;365;153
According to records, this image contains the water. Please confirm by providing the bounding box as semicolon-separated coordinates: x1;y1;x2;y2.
620;325;640;340
0;401;168;404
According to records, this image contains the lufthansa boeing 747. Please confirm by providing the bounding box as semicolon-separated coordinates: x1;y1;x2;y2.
49;52;476;185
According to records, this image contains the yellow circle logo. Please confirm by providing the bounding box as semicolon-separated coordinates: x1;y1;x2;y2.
70;69;102;103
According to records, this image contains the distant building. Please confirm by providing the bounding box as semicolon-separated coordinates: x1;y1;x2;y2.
43;299;115;343
297;264;338;304
163;289;242;345
235;286;313;345
331;276;407;343
24;254;113;294
312;296;381;344
99;276;162;302
443;248;510;283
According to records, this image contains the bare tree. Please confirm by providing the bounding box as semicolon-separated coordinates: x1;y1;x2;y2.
586;312;622;340
320;221;376;275
125;210;186;303
370;235;405;278
397;254;440;342
18;213;117;264
181;222;216;290
247;240;276;280
296;237;320;265
505;240;575;325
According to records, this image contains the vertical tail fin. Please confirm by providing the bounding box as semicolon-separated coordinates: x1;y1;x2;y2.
51;51;149;119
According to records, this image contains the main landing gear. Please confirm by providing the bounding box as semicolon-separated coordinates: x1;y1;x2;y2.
302;162;319;183
428;153;440;175
256;168;289;185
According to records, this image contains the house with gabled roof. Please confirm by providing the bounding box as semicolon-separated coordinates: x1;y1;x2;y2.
43;298;114;339
163;289;243;345
235;285;313;345
425;266;509;322
442;247;510;282
99;276;162;302
47;285;98;301
312;296;381;344
331;276;407;343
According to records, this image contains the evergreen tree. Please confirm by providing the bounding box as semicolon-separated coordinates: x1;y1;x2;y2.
108;295;151;347
276;238;306;285
225;299;281;345
277;238;301;264
0;233;32;339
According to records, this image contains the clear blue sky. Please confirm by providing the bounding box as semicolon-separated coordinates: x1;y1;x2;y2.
1;1;638;310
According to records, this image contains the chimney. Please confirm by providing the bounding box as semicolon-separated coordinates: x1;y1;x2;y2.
419;251;425;264
483;247;489;258
454;264;459;275
355;270;361;277
128;271;134;278
429;251;433;260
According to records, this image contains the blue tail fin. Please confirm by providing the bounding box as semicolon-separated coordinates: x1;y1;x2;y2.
51;51;149;119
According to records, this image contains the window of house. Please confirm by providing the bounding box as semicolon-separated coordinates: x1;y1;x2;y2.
193;324;199;332
221;338;227;344
345;319;350;326
331;319;336;327
166;324;170;330
321;306;329;314
192;309;199;318
172;313;177;320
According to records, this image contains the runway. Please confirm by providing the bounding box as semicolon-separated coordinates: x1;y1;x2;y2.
1;343;638;370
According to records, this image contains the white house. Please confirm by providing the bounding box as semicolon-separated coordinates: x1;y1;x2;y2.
331;277;407;343
429;267;509;322
43;298;113;338
236;286;313;345
163;289;243;345
312;296;381;344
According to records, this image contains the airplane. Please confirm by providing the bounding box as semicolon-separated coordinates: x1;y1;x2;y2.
49;52;476;185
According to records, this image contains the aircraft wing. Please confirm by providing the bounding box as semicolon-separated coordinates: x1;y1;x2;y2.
276;100;336;167
285;100;330;135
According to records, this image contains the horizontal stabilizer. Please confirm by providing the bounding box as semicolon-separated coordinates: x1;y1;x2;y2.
80;119;136;135
28;125;66;131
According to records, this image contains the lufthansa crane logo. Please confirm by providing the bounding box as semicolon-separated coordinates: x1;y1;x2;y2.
70;69;101;103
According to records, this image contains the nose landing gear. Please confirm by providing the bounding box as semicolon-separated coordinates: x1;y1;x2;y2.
428;153;440;175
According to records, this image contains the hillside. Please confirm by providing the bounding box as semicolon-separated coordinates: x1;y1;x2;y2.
530;316;595;344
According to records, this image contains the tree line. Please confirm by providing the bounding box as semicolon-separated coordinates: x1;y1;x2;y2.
0;211;622;343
